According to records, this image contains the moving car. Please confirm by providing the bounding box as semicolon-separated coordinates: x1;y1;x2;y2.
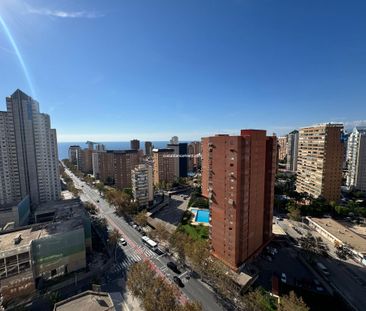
173;276;184;287
167;261;181;274
119;237;127;246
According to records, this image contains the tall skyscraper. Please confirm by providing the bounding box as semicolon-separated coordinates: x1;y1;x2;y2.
130;139;140;150
346;127;366;191
188;141;201;172
152;148;175;185
170;136;179;144
145;141;153;156
277;136;287;161
296;123;343;202
98;150;141;189
286;130;299;172
68;145;81;165
202;130;277;270
0;90;60;208
132;164;154;207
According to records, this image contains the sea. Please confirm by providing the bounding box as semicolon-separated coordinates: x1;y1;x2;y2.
57;141;184;160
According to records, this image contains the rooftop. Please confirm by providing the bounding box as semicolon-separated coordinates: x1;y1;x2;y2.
308;217;366;254
0;226;49;256
53;291;115;311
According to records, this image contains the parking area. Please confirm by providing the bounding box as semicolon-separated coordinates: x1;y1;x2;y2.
151;193;190;226
254;240;323;292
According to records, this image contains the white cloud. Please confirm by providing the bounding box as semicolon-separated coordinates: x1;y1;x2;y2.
343;120;366;129
27;6;104;19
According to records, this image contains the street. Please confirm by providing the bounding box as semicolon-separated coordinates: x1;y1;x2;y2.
63;166;225;311
276;218;366;311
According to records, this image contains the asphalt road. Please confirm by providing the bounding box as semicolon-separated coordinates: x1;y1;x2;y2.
63;167;225;311
277;218;366;311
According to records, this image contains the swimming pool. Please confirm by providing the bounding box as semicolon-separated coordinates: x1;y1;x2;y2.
194;209;210;223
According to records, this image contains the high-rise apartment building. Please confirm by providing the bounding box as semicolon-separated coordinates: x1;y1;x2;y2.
145;141;153;156
152;148;175;185
179;143;188;178
0;89;60;208
286;130;299;172
170;136;179;145
296;123;343;202
202;130;277;270
78;148;93;174
114;150;141;189
130;139;140;150
277;136;287;161
167;144;180;178
188;141;201;172
132;164;154;207
68;145;81;165
346;127;366;191
98;150;141;189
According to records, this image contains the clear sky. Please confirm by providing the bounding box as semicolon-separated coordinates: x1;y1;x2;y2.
0;0;365;141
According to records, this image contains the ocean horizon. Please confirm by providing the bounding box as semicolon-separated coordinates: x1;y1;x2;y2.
57;141;190;160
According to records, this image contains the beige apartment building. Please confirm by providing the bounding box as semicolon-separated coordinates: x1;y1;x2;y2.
277;136;288;161
296;123;344;202
152;148;175;185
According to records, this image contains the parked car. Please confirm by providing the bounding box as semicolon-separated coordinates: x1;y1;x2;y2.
173;276;184;287
314;279;324;292
167;261;181;274
281;273;287;283
119;237;127;246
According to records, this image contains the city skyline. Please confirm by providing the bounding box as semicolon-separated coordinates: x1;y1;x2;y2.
1;0;366;141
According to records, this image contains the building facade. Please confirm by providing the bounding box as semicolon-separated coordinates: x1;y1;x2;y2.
277;136;287;161
346;127;366;191
296;123;344;202
0;89;60;209
286;130;299;172
145;141;153;156
202;130;277;270
152;148;175;185
130;139;140;150
188;141;201;173
98;150;141;189
0;199;90;304
132;164;154;207
68;145;81;165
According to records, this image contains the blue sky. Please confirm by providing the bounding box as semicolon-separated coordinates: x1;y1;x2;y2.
0;0;365;141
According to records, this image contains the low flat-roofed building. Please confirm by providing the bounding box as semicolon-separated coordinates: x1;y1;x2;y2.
0;196;30;231
306;216;366;265
0;201;90;304
53;290;115;311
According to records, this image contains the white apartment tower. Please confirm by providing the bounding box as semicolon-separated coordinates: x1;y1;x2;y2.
0;89;60;208
132;164;154;207
346;127;366;191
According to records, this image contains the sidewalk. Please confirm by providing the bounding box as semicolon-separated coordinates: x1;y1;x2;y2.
121;291;143;311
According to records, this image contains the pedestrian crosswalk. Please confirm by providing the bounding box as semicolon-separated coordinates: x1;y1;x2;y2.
137;245;157;258
110;254;142;274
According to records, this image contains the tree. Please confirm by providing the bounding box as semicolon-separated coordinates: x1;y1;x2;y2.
185;239;210;272
287;206;301;221
127;261;157;298
108;229;121;247
134;211;148;227
299;233;329;259
151;223;170;242
279;291;309;311
179;301;203;311
96;182;105;195
169;231;190;264
142;276;179;311
84;201;98;215
243;287;277;311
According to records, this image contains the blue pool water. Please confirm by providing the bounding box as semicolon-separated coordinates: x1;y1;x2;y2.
195;210;210;223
